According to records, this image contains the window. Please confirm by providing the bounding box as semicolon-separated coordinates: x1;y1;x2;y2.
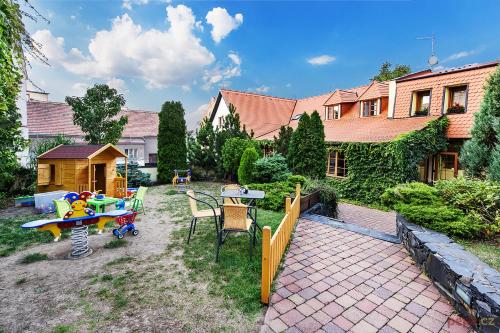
218;116;224;127
327;151;347;178
50;164;56;183
326;105;341;120
445;85;467;114
149;154;157;164
124;148;138;160
411;90;431;116
436;152;459;180
362;99;378;117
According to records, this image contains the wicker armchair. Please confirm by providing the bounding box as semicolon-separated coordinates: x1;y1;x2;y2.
217;204;257;262
185;190;221;244
221;184;243;205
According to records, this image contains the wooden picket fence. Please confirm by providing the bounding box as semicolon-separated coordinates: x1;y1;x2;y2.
261;184;301;304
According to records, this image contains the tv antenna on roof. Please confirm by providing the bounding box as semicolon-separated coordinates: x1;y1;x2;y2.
417;34;439;68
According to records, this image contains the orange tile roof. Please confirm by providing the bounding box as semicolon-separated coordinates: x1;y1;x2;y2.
27;100;159;138
323;116;440;143
357;81;389;100
324;90;358;105
219;89;296;138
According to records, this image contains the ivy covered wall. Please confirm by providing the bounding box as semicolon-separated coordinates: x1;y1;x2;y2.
326;117;449;203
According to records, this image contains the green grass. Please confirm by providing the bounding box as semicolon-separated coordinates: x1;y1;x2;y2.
103;239;127;249
15;277;27;285
166;189;178;195
53;324;74;333
20;252;49;264
105;256;135;266
456;239;500;271
165;182;284;316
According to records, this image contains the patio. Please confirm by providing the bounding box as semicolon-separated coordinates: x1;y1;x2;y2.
261;218;474;333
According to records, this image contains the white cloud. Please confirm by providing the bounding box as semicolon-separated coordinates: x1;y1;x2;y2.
285;83;292;88
253;85;270;93
443;49;478;63
71;82;88;96
206;7;243;44
307;55;336;66
122;0;148;11
70;15;76;20
32;5;216;89
202;52;241;90
106;77;127;92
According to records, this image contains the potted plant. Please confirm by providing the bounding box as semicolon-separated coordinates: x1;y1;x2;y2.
447;103;465;114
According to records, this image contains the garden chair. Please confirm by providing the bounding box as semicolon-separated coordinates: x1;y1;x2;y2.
216;204;257;262
185;190;221;244
54;199;71;218
221;184;243;205
126;186;148;214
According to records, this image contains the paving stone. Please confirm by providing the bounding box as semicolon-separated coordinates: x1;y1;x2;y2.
355;298;378;313
312;310;332;325
405;302;427;317
351;320;378;333
296;303;315;317
384;297;406;312
365;311;390;329
268;318;288;333
322;301;344;318
414;295;435;309
418;315;445;332
332;315;354;331
306;297;324;311
296;317;322;332
342;306;365;324
298;287;319;300
274;299;295;314
388;315;413;333
329;285;348;297
335;294;357;308
322;322;345;333
280;309;305;327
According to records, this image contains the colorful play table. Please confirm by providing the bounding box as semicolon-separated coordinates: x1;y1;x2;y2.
87;197;119;213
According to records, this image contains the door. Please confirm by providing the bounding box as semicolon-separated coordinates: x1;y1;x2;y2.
92;164;107;194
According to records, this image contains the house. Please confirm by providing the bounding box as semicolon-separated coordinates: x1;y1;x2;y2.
27;98;159;168
37;144;128;197
206;59;499;182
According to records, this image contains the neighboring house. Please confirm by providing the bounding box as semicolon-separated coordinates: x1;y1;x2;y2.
206;60;499;182
27;98;159;167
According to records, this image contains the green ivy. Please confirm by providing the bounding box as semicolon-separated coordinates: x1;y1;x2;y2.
327;117;449;203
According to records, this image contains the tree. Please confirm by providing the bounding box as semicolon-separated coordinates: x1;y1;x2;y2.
157;101;187;183
460;67;500;180
238;147;259;185
0;0;45;192
29;134;74;170
187;118;217;178
274;125;294;158
288;111;327;178
221;137;259;179
66;84;127;144
372;62;411;82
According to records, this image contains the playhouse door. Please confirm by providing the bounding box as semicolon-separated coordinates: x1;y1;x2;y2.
92;164;107;194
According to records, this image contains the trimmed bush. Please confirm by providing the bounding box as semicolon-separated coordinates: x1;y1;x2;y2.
253;154;291;183
238;147;259;185
247;181;295;212
381;181;492;239
221;138;260;179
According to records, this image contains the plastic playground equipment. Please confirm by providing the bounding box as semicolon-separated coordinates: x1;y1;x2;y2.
172;169;191;188
113;210;139;239
21;191;132;259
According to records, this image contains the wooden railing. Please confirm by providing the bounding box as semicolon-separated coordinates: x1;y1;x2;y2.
261;184;301;304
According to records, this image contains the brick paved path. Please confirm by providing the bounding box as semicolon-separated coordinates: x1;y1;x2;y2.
261;219;474;333
338;203;397;235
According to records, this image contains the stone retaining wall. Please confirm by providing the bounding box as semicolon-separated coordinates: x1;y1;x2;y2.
396;214;499;333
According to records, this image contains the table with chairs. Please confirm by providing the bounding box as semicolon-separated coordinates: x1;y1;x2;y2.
185;184;265;262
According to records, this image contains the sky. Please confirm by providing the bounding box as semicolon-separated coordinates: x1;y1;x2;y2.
24;0;500;129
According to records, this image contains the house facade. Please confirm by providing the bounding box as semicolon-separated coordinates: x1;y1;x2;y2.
206;60;499;183
27;97;159;168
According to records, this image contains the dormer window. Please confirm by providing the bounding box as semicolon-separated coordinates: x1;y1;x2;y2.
326;105;341;120
411;90;431;116
362;99;379;117
444;85;467;114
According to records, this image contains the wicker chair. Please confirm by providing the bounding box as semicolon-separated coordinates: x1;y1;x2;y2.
185;190;221;244
221;184;243;205
217;204;257;262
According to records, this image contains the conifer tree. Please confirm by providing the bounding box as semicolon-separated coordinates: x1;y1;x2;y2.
274;125;294;158
157;101;187;183
460;67;500;180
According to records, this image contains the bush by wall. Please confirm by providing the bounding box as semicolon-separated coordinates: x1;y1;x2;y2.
328;117;449;203
238;147;259;185
252;154;291;183
247;175;304;212
303;179;338;218
381;181;495;239
117;162;152;187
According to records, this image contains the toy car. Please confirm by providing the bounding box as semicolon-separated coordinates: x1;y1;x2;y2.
113;211;139;239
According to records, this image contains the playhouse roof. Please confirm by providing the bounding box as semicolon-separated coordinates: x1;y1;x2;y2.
38;144;127;159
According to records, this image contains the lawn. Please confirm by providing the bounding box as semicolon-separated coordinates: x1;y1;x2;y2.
457;239;500;271
165;182;285;315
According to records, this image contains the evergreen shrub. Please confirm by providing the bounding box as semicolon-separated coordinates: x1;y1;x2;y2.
252;154;291;183
238;147;259;185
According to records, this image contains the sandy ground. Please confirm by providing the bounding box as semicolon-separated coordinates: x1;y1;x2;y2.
0;185;259;333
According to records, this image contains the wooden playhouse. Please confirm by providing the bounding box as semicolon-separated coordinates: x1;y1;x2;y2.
37;144;128;197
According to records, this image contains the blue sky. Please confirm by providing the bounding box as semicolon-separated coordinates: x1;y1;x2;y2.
26;0;500;128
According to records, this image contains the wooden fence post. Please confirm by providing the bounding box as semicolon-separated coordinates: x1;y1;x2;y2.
295;183;301;214
261;226;272;304
285;197;292;214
